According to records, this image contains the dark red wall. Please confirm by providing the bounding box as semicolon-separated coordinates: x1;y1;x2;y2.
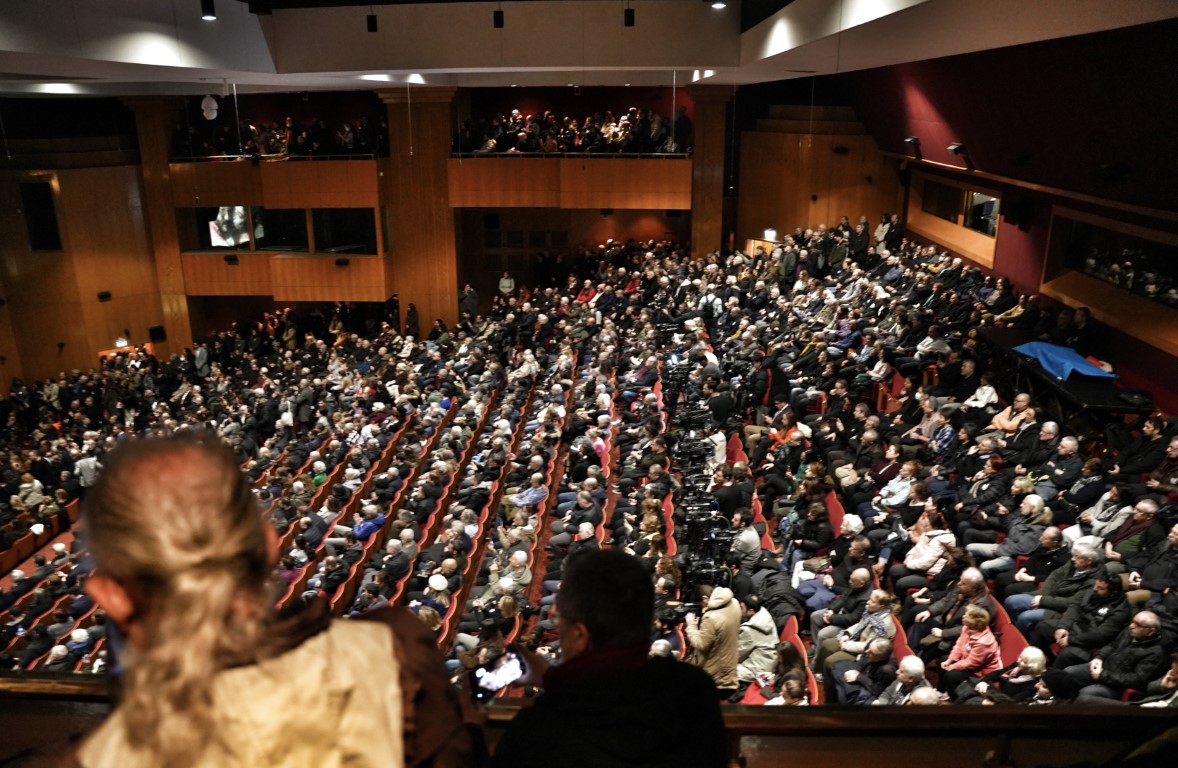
835;20;1178;412
847;19;1178;210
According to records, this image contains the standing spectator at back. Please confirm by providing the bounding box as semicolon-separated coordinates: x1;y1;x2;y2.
75;450;102;498
685;586;742;698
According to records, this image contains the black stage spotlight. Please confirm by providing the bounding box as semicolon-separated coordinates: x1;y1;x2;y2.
201;0;216;21
624;7;635;26
493;9;504;28
947;143;966;156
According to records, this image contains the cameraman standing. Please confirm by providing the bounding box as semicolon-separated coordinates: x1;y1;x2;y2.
685;585;742;698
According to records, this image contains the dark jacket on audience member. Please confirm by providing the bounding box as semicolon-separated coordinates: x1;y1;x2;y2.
1094;628;1170;693
490;648;727;768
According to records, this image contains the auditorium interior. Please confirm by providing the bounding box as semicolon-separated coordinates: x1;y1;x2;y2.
1;1;1177;766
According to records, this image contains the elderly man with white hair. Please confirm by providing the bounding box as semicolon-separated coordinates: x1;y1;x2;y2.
362;537;410;589
43;644;76;673
873;655;931;705
340;466;364;493
481;550;533;603
966;494;1051;577
1019;435;1083;501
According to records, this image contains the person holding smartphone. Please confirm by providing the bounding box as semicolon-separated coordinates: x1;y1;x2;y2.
491;549;727;768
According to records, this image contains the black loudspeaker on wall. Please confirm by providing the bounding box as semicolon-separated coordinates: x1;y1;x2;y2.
1003;197;1032;231
96;291;112;302
148;325;167;343
335;258;350;267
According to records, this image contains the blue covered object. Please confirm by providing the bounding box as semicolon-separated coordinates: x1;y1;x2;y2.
1012;342;1117;381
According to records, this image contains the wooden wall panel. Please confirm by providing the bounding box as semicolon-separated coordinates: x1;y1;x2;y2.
55;166;165;356
906;171;997;268
689;86;729;257
269;256;387;303
0;173;83;306
447;157;690;210
0;173;45;386
185;251;389;302
170;161;264;207
557;159;691;210
0;166;166;379
0;275;22;393
382;88;458;329
79;296;167;358
737;132;902;247
125;97;192;355
182;253;274;296
58;167;158;298
447;159;560;208
0;172;82;378
260;160;381;209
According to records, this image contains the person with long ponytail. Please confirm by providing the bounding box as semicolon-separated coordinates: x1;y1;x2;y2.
77;434;473;768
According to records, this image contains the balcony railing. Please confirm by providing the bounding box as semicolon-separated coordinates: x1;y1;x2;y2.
450;151;690;159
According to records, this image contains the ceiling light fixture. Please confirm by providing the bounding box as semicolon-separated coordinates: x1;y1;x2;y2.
710;1;728;9
201;0;216;21
201;94;218;120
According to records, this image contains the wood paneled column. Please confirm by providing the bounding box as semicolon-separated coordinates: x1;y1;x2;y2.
378;87;459;331
688;85;732;259
123;97;192;355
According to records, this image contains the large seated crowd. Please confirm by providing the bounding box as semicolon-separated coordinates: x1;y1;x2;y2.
2;213;1177;711
453;103;691;154
173;113;389;159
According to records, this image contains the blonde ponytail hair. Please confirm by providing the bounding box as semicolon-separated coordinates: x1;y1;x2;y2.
83;436;271;768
